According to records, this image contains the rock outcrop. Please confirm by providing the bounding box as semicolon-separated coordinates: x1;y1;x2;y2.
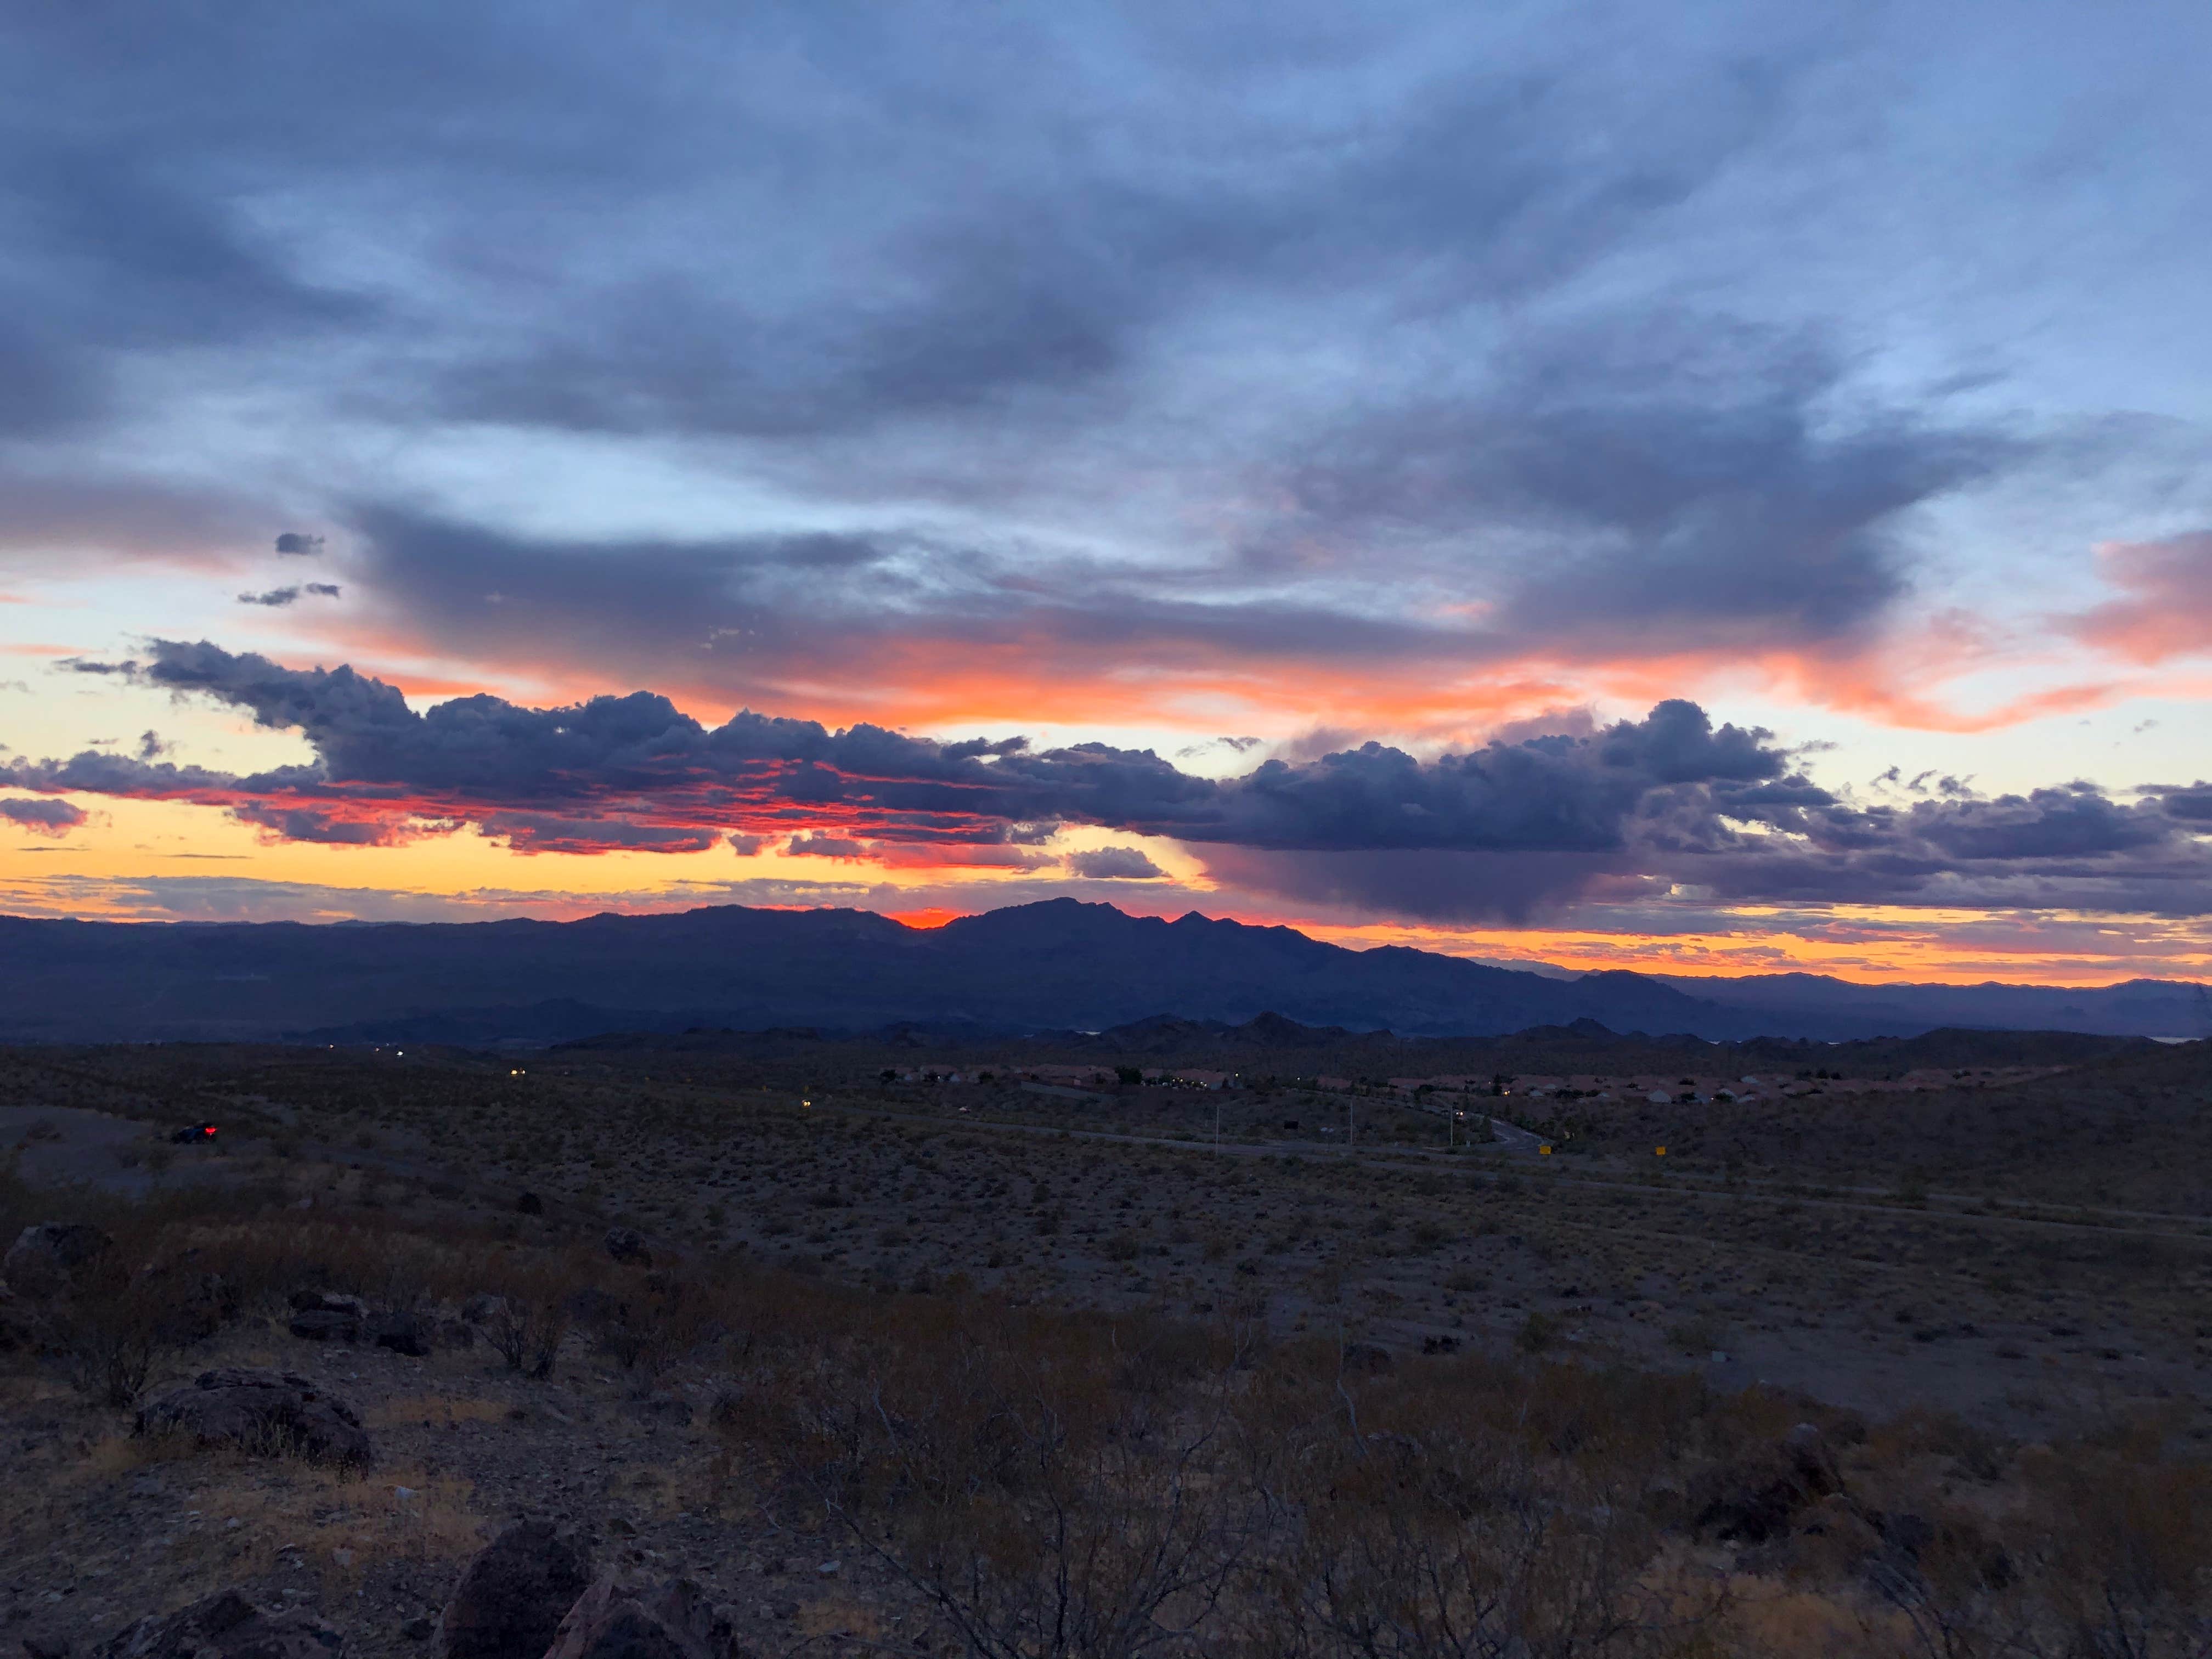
4;1221;114;1299
92;1587;344;1657
544;1575;742;1659
134;1368;375;1469
436;1519;595;1659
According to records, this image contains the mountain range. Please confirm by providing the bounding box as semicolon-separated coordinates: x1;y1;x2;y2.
0;898;2204;1046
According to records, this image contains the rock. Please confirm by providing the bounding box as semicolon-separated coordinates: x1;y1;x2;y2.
288;1310;362;1344
91;1587;343;1657
135;1368;374;1469
289;1290;369;1319
0;1279;51;1352
400;1615;436;1641
543;1576;741;1659
460;1293;510;1326
1785;1423;1842;1491
516;1192;545;1216
435;1317;477;1350
4;1222;114;1300
603;1228;652;1267
435;1519;594;1659
366;1311;433;1357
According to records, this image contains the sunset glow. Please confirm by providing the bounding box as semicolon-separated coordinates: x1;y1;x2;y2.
2;4;2208;992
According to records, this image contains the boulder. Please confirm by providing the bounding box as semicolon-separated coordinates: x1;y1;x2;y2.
435;1519;594;1659
1785;1422;1842;1492
0;1279;50;1353
366;1310;433;1357
289;1289;369;1319
135;1368;374;1469
516;1191;545;1216
289;1310;363;1344
92;1586;343;1657
4;1221;115;1300
544;1576;741;1659
603;1228;652;1267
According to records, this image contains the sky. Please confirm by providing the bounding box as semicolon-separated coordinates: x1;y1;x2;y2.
2;1;2210;985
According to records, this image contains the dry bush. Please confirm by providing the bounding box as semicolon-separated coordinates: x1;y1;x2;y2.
478;1257;576;1378
56;1259;173;1409
703;1286;1748;1659
732;1310;1256;1659
596;1270;718;1378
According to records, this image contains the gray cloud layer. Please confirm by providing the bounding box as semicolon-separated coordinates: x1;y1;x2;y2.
14;3;2183;707
7;641;2207;918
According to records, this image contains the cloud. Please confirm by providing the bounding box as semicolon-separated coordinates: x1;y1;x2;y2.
1277;318;2019;659
13;639;2212;921
475;811;721;855
1064;846;1166;879
238;582;341;607
0;1;2199;763
786;832;869;859
0;797;87;836
2072;533;2212;664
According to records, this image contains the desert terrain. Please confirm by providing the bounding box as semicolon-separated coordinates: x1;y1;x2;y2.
4;1028;2210;1655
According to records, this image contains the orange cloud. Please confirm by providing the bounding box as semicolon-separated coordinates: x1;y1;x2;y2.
2072;532;2212;665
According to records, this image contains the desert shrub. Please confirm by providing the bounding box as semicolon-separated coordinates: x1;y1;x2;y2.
478;1258;575;1378
597;1272;716;1376
1665;1314;1726;1357
1516;1310;1556;1353
58;1257;172;1409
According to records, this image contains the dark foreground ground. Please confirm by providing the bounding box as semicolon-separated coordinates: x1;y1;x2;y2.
4;1033;2210;1656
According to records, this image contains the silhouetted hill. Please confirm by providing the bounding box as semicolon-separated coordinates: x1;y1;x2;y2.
0;898;2201;1045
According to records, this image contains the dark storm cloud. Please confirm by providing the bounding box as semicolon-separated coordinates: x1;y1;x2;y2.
13;641;2212;916
11;642;1786;852
2142;783;2212;823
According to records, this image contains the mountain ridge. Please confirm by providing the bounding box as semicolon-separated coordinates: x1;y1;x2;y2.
0;897;2202;1044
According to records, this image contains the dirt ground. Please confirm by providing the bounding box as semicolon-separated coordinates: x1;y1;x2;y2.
5;1037;2211;1652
